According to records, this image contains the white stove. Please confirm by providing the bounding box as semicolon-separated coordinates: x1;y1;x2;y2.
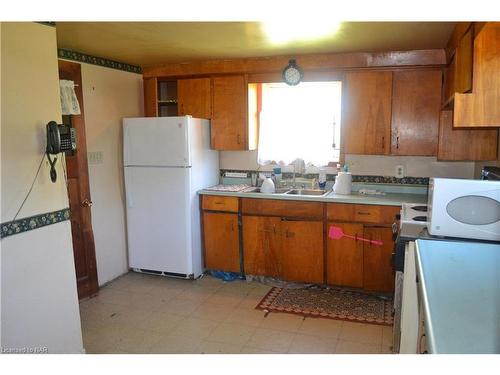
400;203;429;238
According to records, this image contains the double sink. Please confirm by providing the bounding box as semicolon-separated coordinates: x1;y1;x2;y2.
245;187;329;196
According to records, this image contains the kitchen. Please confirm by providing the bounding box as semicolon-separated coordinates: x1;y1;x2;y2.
1;6;499;371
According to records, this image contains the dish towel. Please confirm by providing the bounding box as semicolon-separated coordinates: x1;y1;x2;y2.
59;79;81;115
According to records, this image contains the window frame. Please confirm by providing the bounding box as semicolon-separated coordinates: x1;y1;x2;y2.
248;71;346;166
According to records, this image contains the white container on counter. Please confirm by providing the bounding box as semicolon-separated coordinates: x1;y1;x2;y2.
333;172;352;195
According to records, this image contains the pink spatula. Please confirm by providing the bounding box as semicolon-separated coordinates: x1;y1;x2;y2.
329;226;383;246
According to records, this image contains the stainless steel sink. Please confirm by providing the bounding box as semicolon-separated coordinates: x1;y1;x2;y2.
244;187;291;194
285;189;328;196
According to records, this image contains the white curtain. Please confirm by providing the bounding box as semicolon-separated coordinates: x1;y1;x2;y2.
59;80;81;115
257;81;342;167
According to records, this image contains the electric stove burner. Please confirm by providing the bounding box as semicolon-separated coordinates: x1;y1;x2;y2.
412;205;428;212
413;216;428;222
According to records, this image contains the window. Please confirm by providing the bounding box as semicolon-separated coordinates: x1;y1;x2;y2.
256;81;342;167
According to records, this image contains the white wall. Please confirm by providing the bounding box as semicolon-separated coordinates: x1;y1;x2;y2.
78;62;143;285
1;22;83;353
220;150;476;179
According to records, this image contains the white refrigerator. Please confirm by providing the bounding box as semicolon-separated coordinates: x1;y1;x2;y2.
123;116;219;278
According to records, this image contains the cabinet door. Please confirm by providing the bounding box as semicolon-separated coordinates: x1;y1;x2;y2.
281;220;324;284
362;227;394;292
455;27;473;95
391;70;442;156
178;78;212;119
211;75;248;150
343;71;392;155
143;77;158;117
203;212;240;272
242;216;282;277
326;222;364;288
437;110;498;160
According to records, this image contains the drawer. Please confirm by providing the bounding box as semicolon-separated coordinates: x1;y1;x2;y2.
241;198;323;219
202;195;239;212
327;203;399;224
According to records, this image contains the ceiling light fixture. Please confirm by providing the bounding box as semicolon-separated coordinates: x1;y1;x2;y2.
262;19;342;45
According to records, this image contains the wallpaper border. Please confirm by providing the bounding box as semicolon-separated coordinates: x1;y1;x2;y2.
1;208;71;239
58;48;143;74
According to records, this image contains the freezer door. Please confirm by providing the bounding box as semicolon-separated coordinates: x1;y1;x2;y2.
124;166;193;275
123;117;190;167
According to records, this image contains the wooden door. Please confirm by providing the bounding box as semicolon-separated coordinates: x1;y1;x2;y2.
178;78;212;119
242;216;282;277
326;222;364;288
391;70;442;156
211;75;248;150
202;212;240;272
58;60;99;299
143;77;158;117
343;71;392;155
281;220;324;284
363;227;394;292
438;110;498;160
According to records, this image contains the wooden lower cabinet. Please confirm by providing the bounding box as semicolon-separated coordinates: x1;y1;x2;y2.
242;216;282;278
362;227;395;292
202;196;397;293
327;223;395;292
327;222;364;288
202;212;240;272
281;220;324;284
243;216;323;283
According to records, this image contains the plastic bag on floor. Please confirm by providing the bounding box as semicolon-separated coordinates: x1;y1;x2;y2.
208;270;244;282
244;274;313;289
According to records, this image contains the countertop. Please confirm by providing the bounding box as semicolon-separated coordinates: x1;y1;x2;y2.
415;239;500;354
198;188;427;206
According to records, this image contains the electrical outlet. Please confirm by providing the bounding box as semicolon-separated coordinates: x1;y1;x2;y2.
395;165;405;178
87;151;103;165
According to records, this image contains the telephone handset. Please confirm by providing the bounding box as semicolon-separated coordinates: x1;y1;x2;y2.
46;121;77;182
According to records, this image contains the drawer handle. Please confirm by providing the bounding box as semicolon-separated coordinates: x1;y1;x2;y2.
214;202;224;205
357;212;371;215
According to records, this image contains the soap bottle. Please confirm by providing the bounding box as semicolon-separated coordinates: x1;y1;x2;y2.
318;167;327;189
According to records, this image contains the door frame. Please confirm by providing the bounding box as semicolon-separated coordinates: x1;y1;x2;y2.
58;59;99;299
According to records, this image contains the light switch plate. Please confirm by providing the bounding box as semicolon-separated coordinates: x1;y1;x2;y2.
88;151;103;165
395;165;405;178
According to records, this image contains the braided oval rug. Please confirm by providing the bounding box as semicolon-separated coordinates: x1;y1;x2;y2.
256;286;393;326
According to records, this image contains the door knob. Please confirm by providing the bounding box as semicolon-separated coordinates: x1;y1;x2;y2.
82;199;93;207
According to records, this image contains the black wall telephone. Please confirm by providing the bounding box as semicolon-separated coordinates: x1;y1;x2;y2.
46;121;77;182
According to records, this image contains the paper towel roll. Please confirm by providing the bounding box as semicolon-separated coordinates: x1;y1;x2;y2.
333;172;352;195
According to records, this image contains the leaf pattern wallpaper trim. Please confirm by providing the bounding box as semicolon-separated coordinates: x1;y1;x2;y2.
58;48;142;74
220;169;429;185
1;208;71;239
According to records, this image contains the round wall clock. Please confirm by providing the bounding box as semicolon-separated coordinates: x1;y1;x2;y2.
282;59;303;86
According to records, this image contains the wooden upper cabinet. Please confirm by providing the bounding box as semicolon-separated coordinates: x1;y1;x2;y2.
343;71;392;155
454;23;500;127
444;27;473;106
438;110;499;161
178;78;212;119
391;70;442;156
143;77;158;117
203;212;240;272
211;75;250;150
455;27;474;95
281;221;324;284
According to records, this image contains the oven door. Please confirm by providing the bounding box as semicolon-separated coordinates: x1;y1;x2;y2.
428;179;500;241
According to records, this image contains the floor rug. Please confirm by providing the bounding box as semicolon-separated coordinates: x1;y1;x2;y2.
256;286;393;326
